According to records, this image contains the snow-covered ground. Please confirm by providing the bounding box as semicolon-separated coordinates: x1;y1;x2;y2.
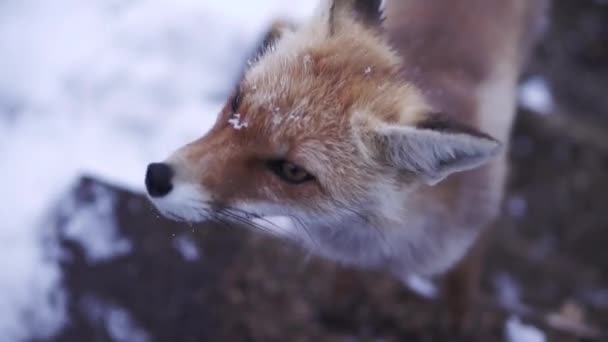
0;1;315;340
519;76;554;115
505;316;546;342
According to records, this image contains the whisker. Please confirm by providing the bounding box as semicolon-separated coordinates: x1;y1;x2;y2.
168;201;316;245
287;214;318;248
223;207;314;244
227;208;303;241
208;215;233;230
218;209;283;238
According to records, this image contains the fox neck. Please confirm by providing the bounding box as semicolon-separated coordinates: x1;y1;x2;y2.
278;172;499;276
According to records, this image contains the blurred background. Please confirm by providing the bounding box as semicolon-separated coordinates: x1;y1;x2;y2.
0;0;606;341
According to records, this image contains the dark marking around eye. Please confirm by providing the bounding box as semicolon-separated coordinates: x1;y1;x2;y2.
266;159;315;185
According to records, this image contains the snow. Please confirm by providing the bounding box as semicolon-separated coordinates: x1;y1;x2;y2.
403;274;438;299
518;76;554;115
173;234;201;262
505;316;546;342
59;182;133;263
228;113;249;130
494;272;525;312
82;295;151;342
0;0;316;340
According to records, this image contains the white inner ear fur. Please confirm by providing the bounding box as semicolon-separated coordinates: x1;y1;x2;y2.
377;125;503;185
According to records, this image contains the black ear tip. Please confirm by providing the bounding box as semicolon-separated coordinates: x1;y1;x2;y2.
355;0;384;25
331;0;385;29
248;19;293;68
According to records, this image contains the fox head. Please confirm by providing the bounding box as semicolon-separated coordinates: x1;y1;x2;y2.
146;0;501;271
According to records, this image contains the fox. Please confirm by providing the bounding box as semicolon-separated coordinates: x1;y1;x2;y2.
145;0;547;329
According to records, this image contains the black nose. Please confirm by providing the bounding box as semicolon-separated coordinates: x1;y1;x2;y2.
145;163;174;198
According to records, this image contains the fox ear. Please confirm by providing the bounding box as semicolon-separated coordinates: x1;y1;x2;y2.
248;20;294;65
329;0;384;33
372;115;502;185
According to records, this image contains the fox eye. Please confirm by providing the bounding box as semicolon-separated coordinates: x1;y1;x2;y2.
267;160;314;184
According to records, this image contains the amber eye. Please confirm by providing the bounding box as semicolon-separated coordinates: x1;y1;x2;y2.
267;160;314;184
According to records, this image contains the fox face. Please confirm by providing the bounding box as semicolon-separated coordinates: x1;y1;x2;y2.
146;0;502;275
